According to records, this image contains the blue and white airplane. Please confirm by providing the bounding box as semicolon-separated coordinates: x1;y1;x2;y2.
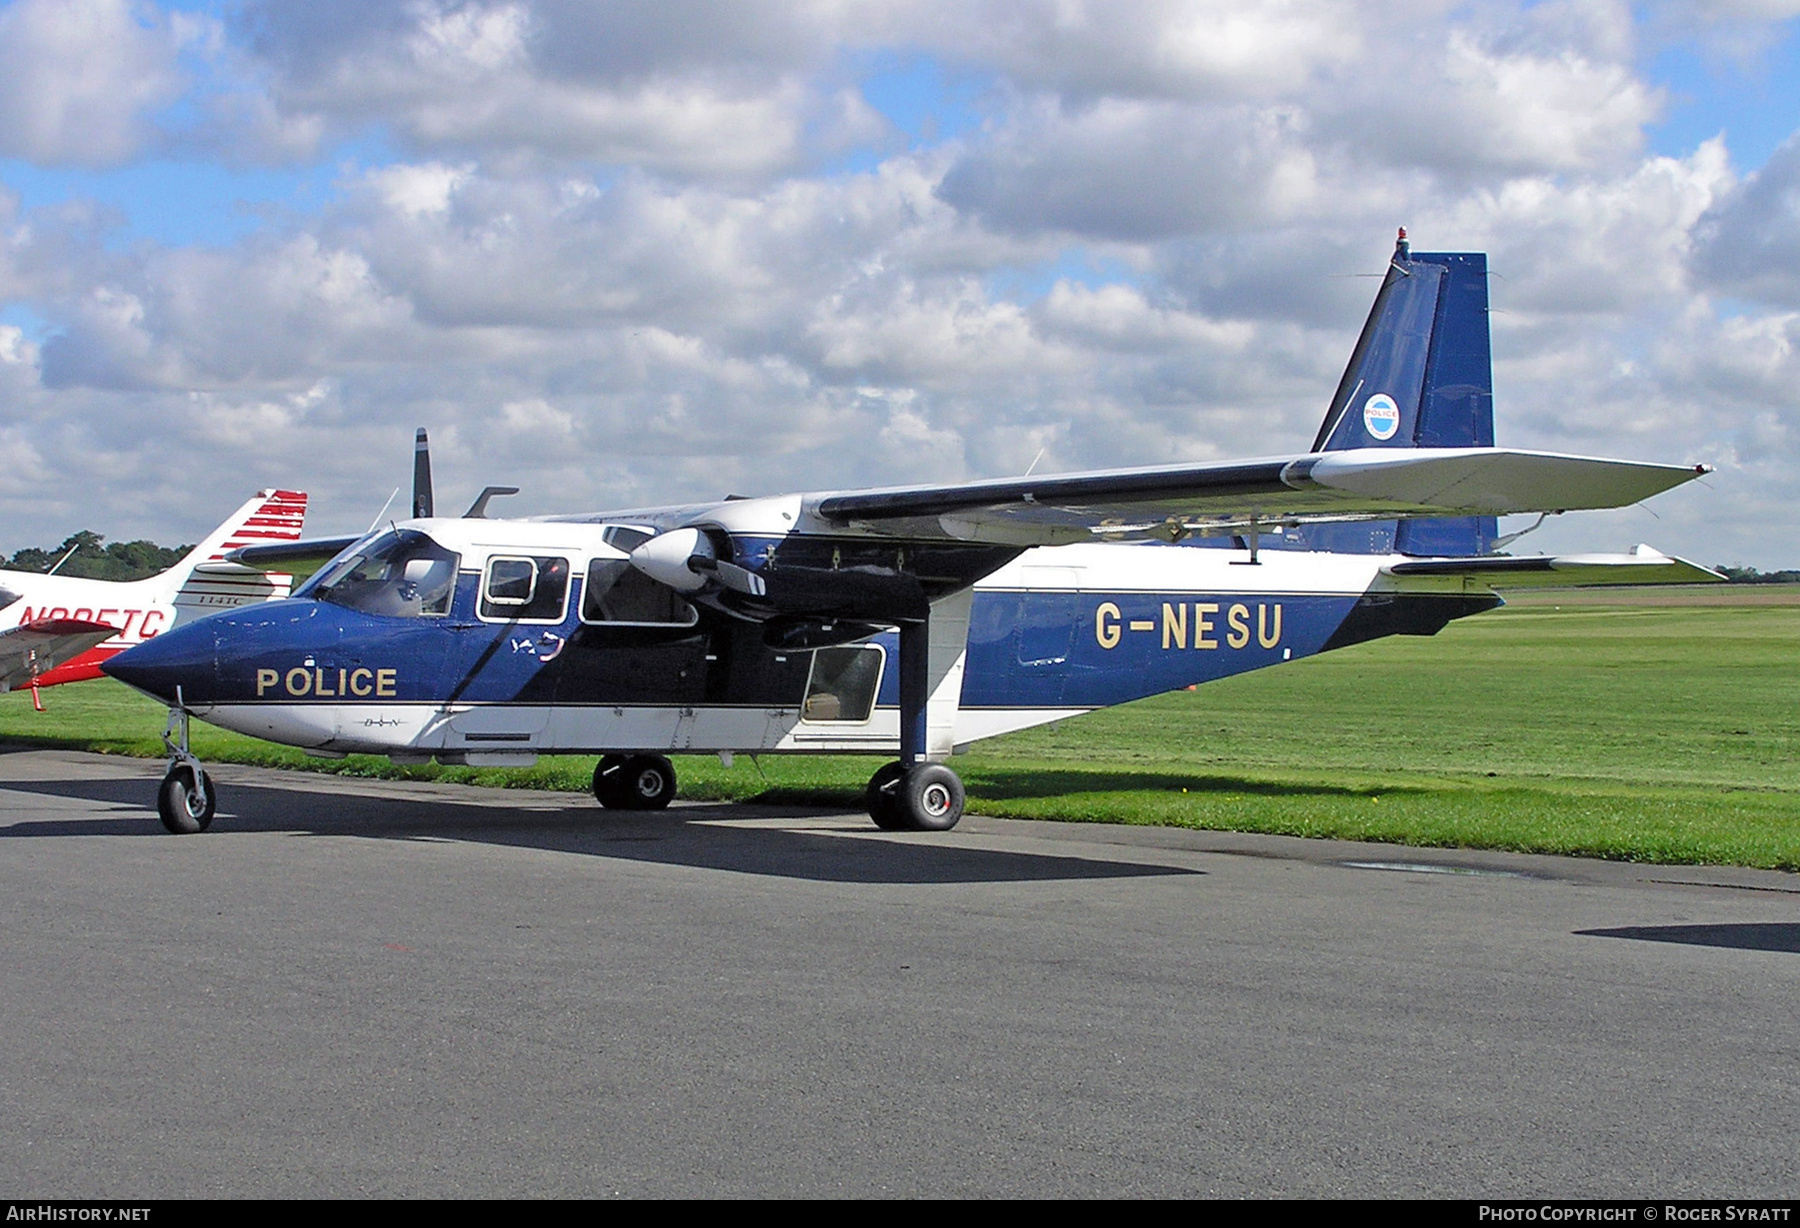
104;233;1717;834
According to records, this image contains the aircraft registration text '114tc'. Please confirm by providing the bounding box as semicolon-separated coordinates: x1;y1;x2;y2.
103;233;1717;834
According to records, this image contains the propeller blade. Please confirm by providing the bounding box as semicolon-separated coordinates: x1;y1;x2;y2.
712;560;768;597
412;427;434;519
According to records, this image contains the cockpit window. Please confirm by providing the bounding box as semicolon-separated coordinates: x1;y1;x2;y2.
300;530;461;619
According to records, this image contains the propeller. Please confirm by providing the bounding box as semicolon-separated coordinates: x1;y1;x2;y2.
628;528;767;598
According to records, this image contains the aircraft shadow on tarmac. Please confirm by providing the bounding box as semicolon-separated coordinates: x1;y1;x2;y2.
0;773;1198;887
1577;924;1800;954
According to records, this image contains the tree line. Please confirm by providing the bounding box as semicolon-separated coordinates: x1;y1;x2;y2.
4;531;193;582
1713;565;1800;584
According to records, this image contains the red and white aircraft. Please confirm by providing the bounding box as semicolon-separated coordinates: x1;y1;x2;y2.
0;490;307;702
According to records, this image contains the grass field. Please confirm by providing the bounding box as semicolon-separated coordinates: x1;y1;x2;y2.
3;589;1796;869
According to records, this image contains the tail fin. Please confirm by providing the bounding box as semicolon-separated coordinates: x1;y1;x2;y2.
157;490;309;618
1304;230;1496;556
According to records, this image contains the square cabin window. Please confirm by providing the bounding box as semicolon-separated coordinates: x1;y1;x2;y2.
481;555;570;622
802;644;884;723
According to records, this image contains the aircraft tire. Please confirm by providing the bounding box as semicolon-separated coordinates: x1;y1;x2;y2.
896;763;964;832
620;754;676;810
157;767;216;834
593;755;632;808
865;761;907;830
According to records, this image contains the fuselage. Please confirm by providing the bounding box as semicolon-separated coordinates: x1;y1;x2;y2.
103;519;1499;763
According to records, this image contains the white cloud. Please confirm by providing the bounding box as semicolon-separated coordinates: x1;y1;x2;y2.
1325;28;1661;178
0;0;197;166
369;161;475;217
231;0;848;178
1693;131;1800;306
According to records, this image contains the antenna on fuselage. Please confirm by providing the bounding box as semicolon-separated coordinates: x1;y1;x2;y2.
463;487;520;519
366;488;400;533
412;427;434;519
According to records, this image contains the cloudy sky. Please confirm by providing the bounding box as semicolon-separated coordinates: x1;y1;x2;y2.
1;0;1797;566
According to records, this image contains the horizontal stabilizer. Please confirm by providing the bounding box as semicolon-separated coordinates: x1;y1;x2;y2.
1386;545;1723;588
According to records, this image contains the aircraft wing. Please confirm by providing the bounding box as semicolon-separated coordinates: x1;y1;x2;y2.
1386;545;1723;588
808;448;1709;545
0;617;119;691
224;536;363;580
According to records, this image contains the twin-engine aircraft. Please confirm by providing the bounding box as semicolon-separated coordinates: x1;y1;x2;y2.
0;490;307;703
104;233;1717;834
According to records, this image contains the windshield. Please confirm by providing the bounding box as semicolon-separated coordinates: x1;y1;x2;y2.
297;530;461;618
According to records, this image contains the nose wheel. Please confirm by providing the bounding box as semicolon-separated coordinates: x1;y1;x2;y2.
158;765;216;834
866;760;965;832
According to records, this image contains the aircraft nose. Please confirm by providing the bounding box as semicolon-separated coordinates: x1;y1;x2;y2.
101;621;217;704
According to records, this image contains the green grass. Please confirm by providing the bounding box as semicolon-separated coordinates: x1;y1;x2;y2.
4;593;1797;868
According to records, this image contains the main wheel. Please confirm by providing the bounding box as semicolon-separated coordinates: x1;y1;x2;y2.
618;754;676;810
157;766;216;834
593;754;631;808
865;761;907;830
896;763;964;832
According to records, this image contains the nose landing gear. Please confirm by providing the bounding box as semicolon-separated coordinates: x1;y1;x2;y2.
157;703;216;833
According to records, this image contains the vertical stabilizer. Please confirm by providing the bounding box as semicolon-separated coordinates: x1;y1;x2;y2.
1305;231;1496;556
164;490;309;620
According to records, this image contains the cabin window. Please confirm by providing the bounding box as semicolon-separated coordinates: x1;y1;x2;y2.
303;530;460;619
580;558;697;626
481;555;570;621
802;644;884;723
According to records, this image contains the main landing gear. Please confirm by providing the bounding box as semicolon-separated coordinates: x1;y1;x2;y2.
593;753;677;810
157;703;216;834
865;760;965;832
861;609;967;831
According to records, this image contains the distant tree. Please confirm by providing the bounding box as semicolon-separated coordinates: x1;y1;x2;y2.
5;532;192;582
1715;565;1800;584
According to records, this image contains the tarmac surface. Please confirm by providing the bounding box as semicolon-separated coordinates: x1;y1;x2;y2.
1;746;1796;1198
